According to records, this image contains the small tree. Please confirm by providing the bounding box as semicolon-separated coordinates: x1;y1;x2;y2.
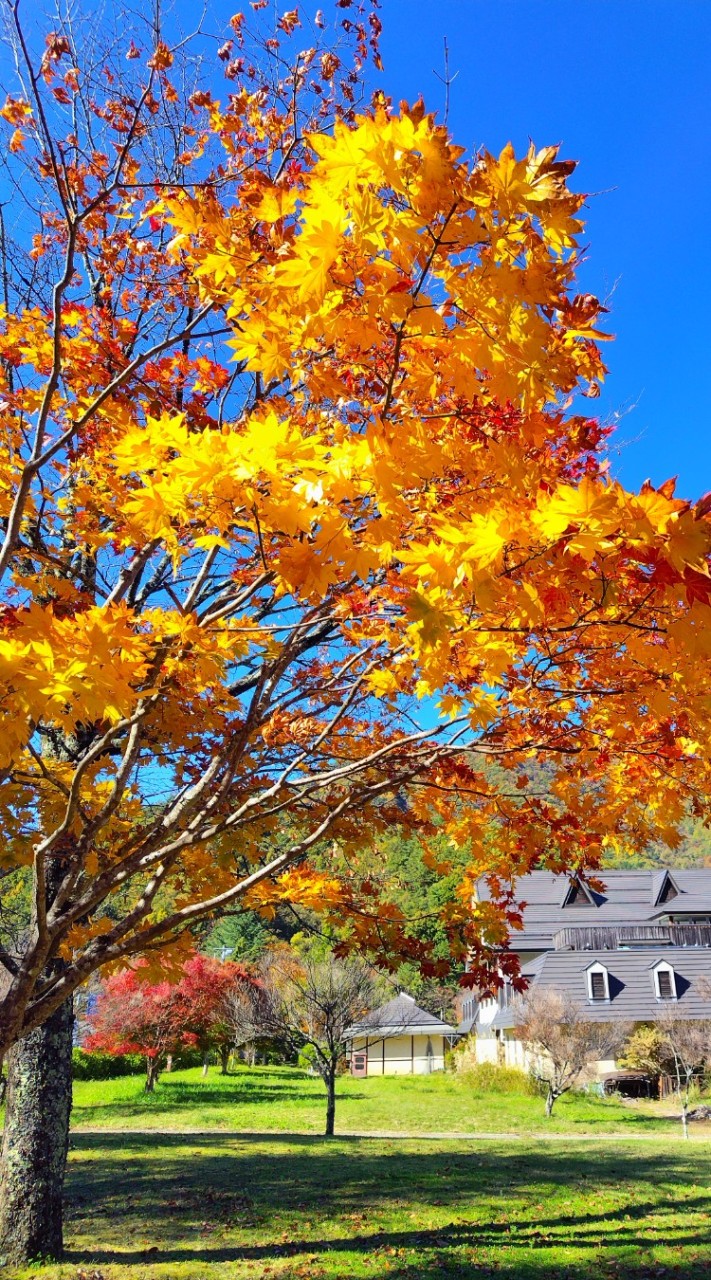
618;1023;673;1084
621;1004;711;1139
174;954;255;1076
514;989;630;1117
656;1012;711;1139
84;968;192;1092
235;946;375;1136
86;954;260;1084
222;970;273;1067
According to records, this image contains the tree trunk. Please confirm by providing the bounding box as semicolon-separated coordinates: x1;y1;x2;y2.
682;1083;690;1140
202;1052;210;1078
545;1088;555;1118
0;994;74;1265
219;1044;230;1075
325;1068;336;1137
145;1056;161;1093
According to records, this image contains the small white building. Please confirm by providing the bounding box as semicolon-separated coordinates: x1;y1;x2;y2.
345;992;456;1077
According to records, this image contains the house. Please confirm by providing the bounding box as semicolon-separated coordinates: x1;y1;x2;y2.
462;869;711;1071
345;992;456;1076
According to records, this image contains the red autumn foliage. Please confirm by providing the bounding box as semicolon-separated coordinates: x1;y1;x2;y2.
84;954;258;1089
172;953;257;1070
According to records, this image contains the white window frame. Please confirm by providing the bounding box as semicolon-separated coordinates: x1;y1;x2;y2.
653;960;677;1001
587;961;610;1003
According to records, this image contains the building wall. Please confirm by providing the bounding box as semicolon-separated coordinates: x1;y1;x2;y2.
473;1032;619;1077
477;997;499;1030
503;1037;526;1070
473;1036;499;1065
351;1034;446;1075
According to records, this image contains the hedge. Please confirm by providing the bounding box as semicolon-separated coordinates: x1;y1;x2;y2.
72;1048;145;1080
72;1047;222;1079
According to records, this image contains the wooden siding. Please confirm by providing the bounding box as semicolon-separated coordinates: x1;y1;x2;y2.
554;923;711;951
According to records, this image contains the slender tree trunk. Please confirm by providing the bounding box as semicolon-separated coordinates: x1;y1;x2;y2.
545;1088;555;1118
325;1067;336;1137
202;1052;209;1078
219;1044;230;1075
0;994;74;1265
145;1056;161;1093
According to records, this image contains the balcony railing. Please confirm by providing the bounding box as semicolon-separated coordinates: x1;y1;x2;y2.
553;923;711;951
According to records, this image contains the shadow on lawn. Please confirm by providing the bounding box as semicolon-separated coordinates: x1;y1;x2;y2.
146;1082;366;1106
72;1069;368;1119
63;1134;711;1279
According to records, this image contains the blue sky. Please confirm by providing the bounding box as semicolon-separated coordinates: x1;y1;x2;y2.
374;1;710;499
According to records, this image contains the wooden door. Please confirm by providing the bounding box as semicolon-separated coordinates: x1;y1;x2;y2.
352;1049;368;1077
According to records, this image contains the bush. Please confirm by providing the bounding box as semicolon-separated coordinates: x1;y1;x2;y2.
444;1047;458;1073
72;1049;145;1080
72;1047;204;1079
297;1045;318;1073
174;1048;204;1070
457;1058;540;1096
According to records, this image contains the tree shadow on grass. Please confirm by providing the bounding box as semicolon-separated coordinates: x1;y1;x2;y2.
72;1077;368;1124
61;1134;711;1279
63;1217;711;1280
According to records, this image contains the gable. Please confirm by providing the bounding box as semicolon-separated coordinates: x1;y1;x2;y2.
652;870;679;906
562;877;597;908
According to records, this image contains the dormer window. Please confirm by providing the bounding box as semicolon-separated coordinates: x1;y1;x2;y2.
563;877;597;908
654;961;677;1001
587;962;609;1002
652;871;679;907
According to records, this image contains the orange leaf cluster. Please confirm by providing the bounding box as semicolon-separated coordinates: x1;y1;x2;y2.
0;4;709;1051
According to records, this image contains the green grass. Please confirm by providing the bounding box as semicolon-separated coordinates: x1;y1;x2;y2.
10;1132;711;1279
70;1063;677;1136
8;1068;711;1278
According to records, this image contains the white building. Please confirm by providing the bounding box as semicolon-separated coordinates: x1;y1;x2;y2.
345;992;456;1076
461;870;711;1078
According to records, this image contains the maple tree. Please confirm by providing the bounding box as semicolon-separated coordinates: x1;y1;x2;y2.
0;0;710;1074
172;951;253;1074
84;965;194;1092
85;953;255;1087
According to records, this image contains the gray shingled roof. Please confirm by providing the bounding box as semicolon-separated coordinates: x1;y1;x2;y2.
649;895;711;918
476;869;711;951
345;992;456;1037
492;948;711;1028
457;1016;477;1035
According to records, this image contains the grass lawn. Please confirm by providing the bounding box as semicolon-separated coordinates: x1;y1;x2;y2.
9;1132;711;1280
71;1063;680;1136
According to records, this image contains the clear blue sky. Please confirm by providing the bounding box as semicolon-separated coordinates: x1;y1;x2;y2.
375;0;710;499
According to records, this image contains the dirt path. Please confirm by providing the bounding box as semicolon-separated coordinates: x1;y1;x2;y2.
71;1125;705;1141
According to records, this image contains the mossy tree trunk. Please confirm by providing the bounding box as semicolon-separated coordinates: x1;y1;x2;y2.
0;994;74;1265
0;857;74;1266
